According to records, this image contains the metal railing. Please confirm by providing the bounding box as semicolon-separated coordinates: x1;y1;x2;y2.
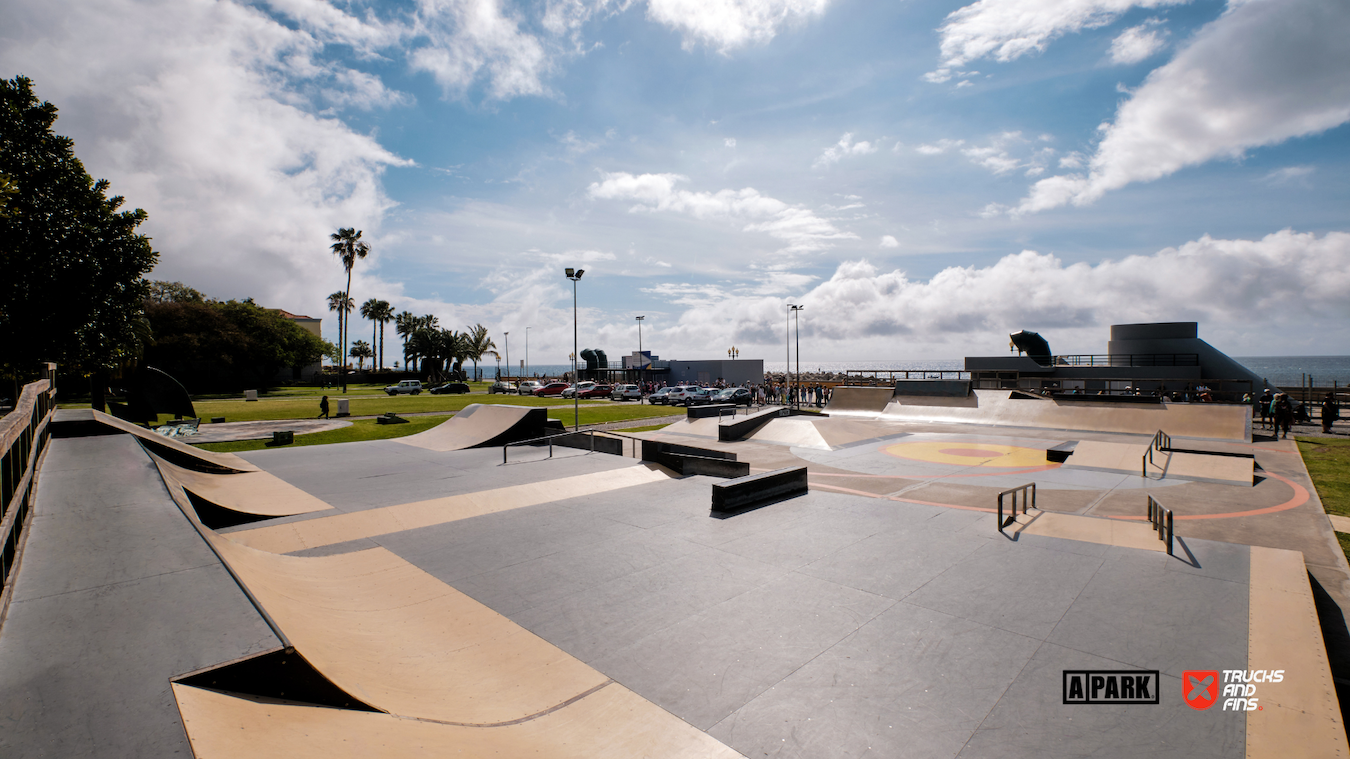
1142;430;1171;478
1051;353;1199;367
1;365;57;613
502;428;645;464
1148;495;1174;556
997;483;1036;532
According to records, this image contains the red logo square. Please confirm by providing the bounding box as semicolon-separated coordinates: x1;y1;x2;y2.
1184;670;1219;710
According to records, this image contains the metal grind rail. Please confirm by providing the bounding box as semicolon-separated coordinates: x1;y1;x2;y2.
503;428;645;463
1148;495;1175;555
1142;430;1171;478
997;483;1036;532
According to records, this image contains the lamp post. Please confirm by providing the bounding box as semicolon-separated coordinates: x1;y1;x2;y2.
786;305;792;407
565;268;585;430
789;304;804;409
525;326;530;378
636;315;645;404
504;332;509;381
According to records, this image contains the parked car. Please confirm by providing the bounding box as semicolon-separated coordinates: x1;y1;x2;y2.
429;382;470;394
561;381;596;399
385;380;423;395
578;384;613;399
488;381;516;394
648;387;673;405
666;385;712;406
534;382;569;397
517;381;542;396
712;387;754;407
611;384;642;401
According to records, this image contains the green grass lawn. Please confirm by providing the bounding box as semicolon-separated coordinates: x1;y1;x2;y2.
1298;437;1350;517
125;390;575;424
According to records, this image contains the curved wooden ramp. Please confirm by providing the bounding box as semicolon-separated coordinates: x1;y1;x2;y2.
396;404;547;452
64;408;261;472
151;454;333;523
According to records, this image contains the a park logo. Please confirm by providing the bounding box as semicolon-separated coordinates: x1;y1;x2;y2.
1183;670;1220;710
1062;670;1160;704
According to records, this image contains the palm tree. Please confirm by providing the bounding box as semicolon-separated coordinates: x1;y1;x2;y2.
360;298;394;371
330;227;369;392
326;291;352;370
464;324;496;382
395;310;416;364
350;340;373;371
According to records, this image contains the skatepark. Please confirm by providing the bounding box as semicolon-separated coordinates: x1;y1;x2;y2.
3;382;1349;757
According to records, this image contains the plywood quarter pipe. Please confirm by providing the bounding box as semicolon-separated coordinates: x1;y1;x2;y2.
395;404;547;452
173;680;743;759
880;389;1250;442
151;454;333;519
81;408;260;471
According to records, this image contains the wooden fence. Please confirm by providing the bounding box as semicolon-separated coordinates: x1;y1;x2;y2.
1;364;57;615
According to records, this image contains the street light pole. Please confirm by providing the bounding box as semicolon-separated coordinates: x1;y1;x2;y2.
565;268;585;430
503;332;509;381
789;304;804;409
525;326;530;378
635;315;645;405
786;304;792;408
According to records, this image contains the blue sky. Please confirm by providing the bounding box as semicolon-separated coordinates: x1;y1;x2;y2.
4;0;1348;367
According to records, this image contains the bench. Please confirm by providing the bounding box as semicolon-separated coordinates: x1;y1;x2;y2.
711;466;808;518
375;412;408;425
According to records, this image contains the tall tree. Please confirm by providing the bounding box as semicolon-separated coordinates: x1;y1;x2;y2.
329;227;368;392
350;340;373;371
326;291;352;370
1;76;158;403
464;324;496;382
360;298;393;370
395;310;416;362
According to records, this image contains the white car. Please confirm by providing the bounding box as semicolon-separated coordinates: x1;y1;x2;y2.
611;384;642;401
384;379;423;395
517;381;542;396
488;381;516;394
664;385;707;405
561;381;596;398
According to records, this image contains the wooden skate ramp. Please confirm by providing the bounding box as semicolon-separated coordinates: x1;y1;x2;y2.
395;404;547;452
60;408;260;472
173;681;742;758
151;454;333;522
880;389;1250;441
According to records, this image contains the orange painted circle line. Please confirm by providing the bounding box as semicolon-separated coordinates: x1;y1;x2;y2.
1109;471;1309;521
809;480;998;513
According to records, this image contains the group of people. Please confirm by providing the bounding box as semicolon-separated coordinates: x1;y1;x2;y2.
1248;388;1342;438
638;379;835;408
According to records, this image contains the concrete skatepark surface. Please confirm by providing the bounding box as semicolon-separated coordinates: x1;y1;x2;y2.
3;403;1349;757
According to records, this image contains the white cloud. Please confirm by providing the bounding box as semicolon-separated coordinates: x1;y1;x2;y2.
1263;165;1314;185
880;235;900;248
813;132;878;168
651;229;1350;353
646;0;831;53
925;0;1188;83
0;0;411;324
1011;0;1350;215
915;138;965;155
1108;20;1167;65
410;0;555;100
587;171;857;252
725;137;738;147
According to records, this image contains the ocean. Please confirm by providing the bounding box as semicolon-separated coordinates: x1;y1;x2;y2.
515;357;1350;388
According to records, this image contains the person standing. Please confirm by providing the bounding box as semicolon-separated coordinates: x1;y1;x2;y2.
1257;389;1274;430
1323;392;1340;434
1274;393;1294;439
318;395;330;419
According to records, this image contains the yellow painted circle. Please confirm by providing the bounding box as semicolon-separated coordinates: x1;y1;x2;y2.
883;442;1048;468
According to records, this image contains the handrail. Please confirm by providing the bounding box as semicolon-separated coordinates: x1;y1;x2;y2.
1141;430;1171;477
997;483;1036;532
2;365;58;620
1147;495;1174;556
502;427;647;464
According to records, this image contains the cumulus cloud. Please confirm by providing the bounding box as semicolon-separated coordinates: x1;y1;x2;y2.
0;0;411;325
813;133;878;168
1009;0;1350;215
587;171;857;252
880;235;900;248
649;229;1350;354
725;137;738;147
925;0;1188;83
1108;20;1167;65
409;0;555;100
646;0;831;52
915;139;965;155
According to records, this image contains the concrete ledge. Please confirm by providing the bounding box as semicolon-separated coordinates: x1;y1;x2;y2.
687;404;738;419
1046;441;1078;463
552;433;624;457
718;407;785;442
641;440;748;477
710;466;808;518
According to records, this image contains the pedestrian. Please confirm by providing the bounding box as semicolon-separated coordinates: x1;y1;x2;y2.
1257;389;1273;430
1322;392;1339;434
317;395;330;419
1273;393;1294;439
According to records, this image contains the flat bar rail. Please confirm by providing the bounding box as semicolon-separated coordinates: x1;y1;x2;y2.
997;483;1036;532
1142;430;1171;478
1147;495;1174;555
503;428;646;464
1;365;57;618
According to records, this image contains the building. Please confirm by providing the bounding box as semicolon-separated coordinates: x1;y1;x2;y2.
272;309;323;382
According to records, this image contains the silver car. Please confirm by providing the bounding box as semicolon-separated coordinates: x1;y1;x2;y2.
611;384;642;401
